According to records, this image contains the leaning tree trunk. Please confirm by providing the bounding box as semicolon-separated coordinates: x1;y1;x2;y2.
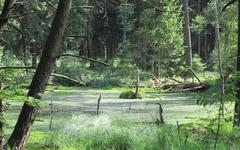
0;0;16;148
0;0;16;32
182;0;192;68
6;0;72;149
234;0;240;127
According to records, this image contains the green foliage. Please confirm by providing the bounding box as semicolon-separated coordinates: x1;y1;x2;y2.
119;90;143;99
117;1;135;39
53;57;95;86
191;15;208;33
192;54;207;73
174;55;206;79
0;89;25;101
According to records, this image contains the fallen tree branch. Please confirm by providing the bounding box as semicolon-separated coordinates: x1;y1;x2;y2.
58;54;110;66
51;73;86;86
169;78;183;84
71;6;93;9
46;1;56;9
185;65;202;84
0;66;35;70
63;35;87;38
162;83;210;93
0;11;44;20
0;66;86;86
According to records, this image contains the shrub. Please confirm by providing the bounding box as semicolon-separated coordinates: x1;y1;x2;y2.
119;90;142;99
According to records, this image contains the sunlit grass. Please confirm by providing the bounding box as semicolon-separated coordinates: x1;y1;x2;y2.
23;114;240;150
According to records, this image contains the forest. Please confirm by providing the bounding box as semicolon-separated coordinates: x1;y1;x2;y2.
0;0;239;149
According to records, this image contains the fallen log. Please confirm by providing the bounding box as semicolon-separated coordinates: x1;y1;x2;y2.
162;83;210;93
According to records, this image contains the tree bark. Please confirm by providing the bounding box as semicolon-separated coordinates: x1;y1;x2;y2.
234;0;240;127
214;0;225;116
197;0;201;56
6;0;72;149
0;0;16;32
182;0;192;68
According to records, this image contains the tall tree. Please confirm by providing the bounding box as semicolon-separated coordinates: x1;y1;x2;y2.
0;0;16;32
6;0;72;149
0;0;16;148
182;0;192;68
234;0;240;126
197;0;201;55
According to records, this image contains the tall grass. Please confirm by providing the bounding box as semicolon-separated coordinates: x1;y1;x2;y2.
25;113;240;150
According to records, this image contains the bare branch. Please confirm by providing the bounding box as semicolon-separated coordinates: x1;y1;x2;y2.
58;54;111;66
51;73;86;86
63;35;87;38
0;66;35;70
220;0;237;14
71;6;93;9
185;65;202;84
0;11;44;20
46;1;57;9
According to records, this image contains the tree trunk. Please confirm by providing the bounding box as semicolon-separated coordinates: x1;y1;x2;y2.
0;0;16;32
197;0;201;56
234;0;240;127
0;99;4;150
6;0;72;149
182;0;192;68
214;0;225;116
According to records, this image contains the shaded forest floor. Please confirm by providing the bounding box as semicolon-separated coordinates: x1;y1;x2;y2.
5;88;238;150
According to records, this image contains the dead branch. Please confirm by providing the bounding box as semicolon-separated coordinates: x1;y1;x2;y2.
63;35;87;38
0;11;44;20
58;54;110;66
46;1;56;9
156;102;164;124
169;78;183;84
51;73;86;86
94;0;104;11
71;6;93;9
7;23;23;35
0;66;86;86
163;83;210;93
0;66;35;70
185;65;202;84
97;94;101;115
